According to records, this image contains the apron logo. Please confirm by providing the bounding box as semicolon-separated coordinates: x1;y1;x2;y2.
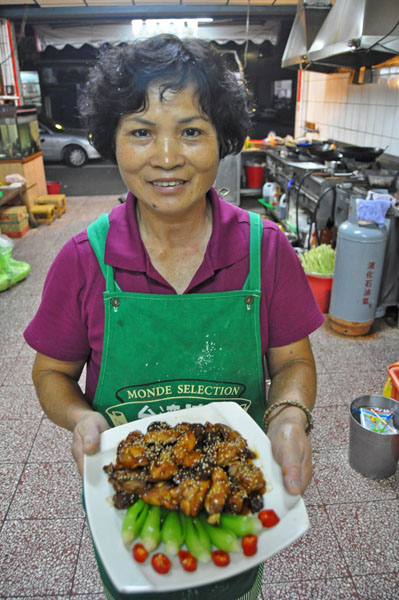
105;379;252;426
116;379;247;403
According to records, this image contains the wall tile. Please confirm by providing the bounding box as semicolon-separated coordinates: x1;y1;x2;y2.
344;103;354;129
386;79;399;106
301;70;399;155
375;79;388;105
363;132;374;147
392;105;399;136
373;107;384;135
389;138;399;156
381;136;392;154
372;133;384;147
366;105;377;135
357;132;366;146
336;105;345;128
382;108;395;138
352;103;362;133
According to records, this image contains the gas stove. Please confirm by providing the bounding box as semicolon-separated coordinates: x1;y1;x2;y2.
265;147;398;236
263;145;399;312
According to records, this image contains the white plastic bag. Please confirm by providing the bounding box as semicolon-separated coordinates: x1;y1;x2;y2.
5;173;26;184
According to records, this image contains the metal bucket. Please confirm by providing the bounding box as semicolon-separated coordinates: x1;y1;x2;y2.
349;395;399;479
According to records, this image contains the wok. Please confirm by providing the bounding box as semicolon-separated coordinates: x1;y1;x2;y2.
297;142;343;162
307;146;343;162
337;146;385;162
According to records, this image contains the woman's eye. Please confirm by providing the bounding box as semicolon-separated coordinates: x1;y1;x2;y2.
183;128;201;138
132;129;150;138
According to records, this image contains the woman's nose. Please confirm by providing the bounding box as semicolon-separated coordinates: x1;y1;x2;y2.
150;136;184;169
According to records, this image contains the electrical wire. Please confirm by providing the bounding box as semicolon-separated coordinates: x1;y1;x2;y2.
359;17;399;54
294;170;314;245
307;184;337;249
243;0;250;69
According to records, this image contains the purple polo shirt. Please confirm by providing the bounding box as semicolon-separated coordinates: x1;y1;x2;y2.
24;189;324;403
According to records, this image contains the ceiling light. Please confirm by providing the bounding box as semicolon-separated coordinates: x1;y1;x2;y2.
131;18;213;39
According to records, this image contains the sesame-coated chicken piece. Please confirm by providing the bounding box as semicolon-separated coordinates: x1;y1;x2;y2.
144;428;181;445
204;466;231;515
228;461;266;494
170;478;211;517
215;441;243;466
141;482;180;511
103;463;148;494
147;448;178;481
173;430;197;463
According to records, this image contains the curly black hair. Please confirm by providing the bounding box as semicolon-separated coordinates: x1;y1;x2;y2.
78;34;252;162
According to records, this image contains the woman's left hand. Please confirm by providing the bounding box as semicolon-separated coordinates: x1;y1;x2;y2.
266;336;317;496
266;413;312;495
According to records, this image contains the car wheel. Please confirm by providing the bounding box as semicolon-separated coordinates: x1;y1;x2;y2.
64;145;87;167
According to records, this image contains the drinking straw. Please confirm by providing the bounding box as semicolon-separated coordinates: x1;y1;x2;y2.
369;409;395;433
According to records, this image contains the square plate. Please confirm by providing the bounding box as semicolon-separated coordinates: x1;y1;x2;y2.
84;402;310;594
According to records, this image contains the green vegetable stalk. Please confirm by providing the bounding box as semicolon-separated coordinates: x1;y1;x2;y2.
121;499;149;546
160;510;185;556
182;514;211;563
220;513;262;537
199;513;239;552
140;505;162;552
300;244;335;275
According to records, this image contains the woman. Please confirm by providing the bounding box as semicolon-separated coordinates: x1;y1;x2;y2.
24;35;324;600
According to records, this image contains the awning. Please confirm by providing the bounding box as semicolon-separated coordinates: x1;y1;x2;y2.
35;21;281;51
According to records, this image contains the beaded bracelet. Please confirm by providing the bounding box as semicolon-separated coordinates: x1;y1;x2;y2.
263;400;314;435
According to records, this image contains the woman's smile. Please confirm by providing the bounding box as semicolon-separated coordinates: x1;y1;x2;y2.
115;84;220;217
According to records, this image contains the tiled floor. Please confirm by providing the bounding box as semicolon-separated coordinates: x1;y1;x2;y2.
1;195;398;599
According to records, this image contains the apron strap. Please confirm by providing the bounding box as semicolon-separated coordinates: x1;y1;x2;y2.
88;210;262;294
243;211;263;291
87;213;121;293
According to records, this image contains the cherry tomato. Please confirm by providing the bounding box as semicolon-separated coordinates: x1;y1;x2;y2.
132;543;148;563
258;509;280;528
178;550;197;572
211;550;230;567
241;534;258;557
151;553;171;575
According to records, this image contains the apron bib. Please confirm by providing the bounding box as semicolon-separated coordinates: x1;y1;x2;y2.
86;209;266;600
87;210;266;427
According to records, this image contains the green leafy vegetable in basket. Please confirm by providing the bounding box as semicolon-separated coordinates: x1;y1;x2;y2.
300;244;335;275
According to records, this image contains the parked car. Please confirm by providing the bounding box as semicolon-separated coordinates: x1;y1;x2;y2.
38;115;101;167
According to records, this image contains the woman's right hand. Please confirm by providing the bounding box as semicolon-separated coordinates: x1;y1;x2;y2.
72;412;110;475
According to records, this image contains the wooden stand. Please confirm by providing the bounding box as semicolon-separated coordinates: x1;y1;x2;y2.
31;203;56;225
0;152;47;211
36;194;66;218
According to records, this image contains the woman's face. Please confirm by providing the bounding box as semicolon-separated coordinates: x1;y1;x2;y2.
115;84;220;218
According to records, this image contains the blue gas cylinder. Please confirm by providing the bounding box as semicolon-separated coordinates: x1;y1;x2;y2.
329;198;388;336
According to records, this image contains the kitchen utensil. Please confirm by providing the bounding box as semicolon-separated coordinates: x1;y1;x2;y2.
306;146;343;162
297;142;343;163
337;146;385;162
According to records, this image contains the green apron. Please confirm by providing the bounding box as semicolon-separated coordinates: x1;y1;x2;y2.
86;209;266;600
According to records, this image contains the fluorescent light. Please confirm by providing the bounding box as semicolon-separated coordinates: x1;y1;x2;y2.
131;18;210;38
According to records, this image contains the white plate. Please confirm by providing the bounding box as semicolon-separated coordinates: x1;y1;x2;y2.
84;402;310;594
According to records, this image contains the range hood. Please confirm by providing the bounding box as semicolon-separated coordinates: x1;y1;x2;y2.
281;0;333;72
307;0;399;69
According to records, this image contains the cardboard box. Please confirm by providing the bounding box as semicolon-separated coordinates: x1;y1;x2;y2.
0;216;29;237
0;205;27;223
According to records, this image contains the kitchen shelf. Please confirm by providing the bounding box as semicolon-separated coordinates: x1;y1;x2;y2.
240;188;262;195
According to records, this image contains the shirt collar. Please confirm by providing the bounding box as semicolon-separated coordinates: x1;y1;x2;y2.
105;188;250;284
